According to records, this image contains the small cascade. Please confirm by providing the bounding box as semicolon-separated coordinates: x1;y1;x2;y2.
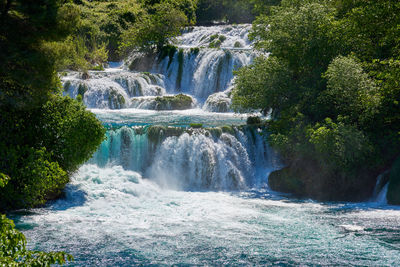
90;125;278;191
372;172;390;204
176;25;253;49
376;183;389;204
62;71;165;109
150;48;253;100
203;86;233;112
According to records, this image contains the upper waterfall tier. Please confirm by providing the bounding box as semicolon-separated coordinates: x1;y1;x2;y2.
62;25;256;111
175;24;253;49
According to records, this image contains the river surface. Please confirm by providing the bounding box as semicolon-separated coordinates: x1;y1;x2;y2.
14;25;400;266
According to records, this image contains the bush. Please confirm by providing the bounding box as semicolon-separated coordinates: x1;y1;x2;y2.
0;95;105;210
121;3;188;52
154;94;193;110
0;214;73;265
38;95;106;172
247;116;261;125
320;56;381;126
0;147;68;210
308;118;373;171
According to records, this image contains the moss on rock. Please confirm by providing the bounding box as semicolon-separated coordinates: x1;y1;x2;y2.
159;44;178;69
63;81;71;92
78;83;88;97
147;126;185;144
129;52;155;72
176;49;184;89
190;123;203;128
206;127;223;138
154;94;193;110
221;125;235;135
190;47;200;54
108;89;126;109
234;41;242;48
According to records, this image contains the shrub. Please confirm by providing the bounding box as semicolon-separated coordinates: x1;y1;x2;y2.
247;116;261;125
0;147;68;210
190;47;200;54
234;41;242;48
209;39;222;48
38;96;106;172
0;95;105;210
0;214;73;265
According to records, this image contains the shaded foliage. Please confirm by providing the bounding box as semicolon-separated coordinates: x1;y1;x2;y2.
0;95;105;210
121;2;188;52
196;0;280;24
0;174;73;265
233;0;400;201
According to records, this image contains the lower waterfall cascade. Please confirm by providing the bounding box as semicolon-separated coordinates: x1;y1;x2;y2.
14;24;400;266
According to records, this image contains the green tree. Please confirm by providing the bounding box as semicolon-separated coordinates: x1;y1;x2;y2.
121;2;188;52
0;95;105;210
233;0;400;201
232;56;295;116
319;55;381;127
0;0;106;210
0;0;80;107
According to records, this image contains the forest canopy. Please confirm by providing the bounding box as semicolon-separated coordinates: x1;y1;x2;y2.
232;0;400;202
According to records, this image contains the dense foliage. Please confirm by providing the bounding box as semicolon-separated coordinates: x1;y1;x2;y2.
49;0;198;71
0;174;73;265
0;0;108;264
121;1;188;52
0;0;105;209
0;96;105;210
233;0;400;202
196;0;281;24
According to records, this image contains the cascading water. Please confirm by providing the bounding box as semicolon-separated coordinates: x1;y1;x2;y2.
62;24;255;111
16;25;400;266
90;125;277;191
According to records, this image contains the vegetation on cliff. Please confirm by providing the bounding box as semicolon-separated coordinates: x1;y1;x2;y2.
196;0;281;24
0;0;109;263
233;0;400;201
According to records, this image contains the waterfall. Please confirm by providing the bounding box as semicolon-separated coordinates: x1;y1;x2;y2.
150;48;253;100
375;183;389;204
62;24;278;191
63;71;166;109
371;172;390;204
62;24;256;111
90;125;278;191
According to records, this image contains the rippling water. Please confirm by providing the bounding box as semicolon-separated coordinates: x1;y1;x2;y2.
14;111;400;266
14;163;400;266
14;24;400;266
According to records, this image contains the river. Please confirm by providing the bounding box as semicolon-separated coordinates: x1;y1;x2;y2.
13;24;400;266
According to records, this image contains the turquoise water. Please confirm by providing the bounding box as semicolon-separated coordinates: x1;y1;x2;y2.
14;111;400;266
15;24;400;266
